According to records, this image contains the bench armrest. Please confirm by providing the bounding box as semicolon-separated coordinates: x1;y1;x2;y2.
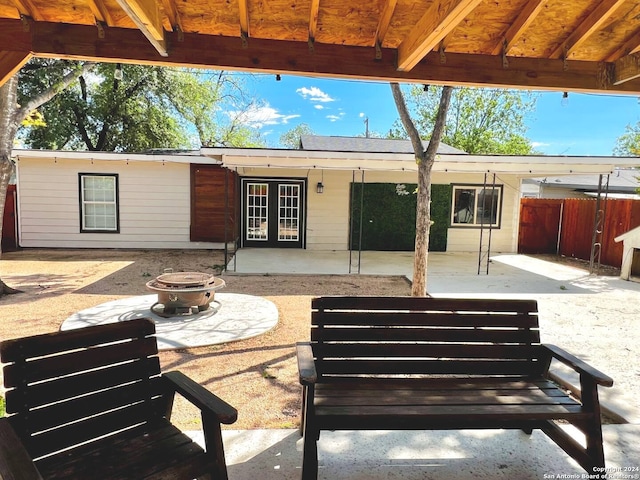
296;342;318;386
542;344;613;387
163;371;238;424
0;418;43;480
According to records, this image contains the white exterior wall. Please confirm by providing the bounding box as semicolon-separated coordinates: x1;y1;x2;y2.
17;157;220;249
236;167;522;253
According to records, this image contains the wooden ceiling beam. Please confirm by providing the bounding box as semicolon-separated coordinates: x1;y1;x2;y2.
550;0;626;60
0;51;32;87
87;0;114;25
238;0;249;41
10;0;43;21
397;0;483;72
605;28;640;62
613;53;640;85
308;0;320;45
374;0;397;48
161;0;183;34
491;0;547;56
114;0;167;57
4;19;640;94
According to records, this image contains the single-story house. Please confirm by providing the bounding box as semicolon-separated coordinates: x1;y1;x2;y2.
12;136;640;253
522;168;640;199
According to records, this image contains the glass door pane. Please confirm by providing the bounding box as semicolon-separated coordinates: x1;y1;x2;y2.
278;184;299;241
246;183;268;240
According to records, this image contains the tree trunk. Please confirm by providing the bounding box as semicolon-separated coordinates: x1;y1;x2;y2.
0;64;94;296
0;75;22;296
390;83;453;297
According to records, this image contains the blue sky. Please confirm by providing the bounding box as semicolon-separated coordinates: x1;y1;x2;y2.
241;73;640;156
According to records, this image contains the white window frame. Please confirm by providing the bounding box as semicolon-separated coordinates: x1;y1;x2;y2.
79;173;119;233
450;184;503;228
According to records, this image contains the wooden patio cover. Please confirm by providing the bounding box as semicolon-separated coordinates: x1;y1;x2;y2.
1;0;640;94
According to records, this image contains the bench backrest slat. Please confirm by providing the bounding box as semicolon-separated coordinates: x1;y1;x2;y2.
0;318;163;460
310;296;542;379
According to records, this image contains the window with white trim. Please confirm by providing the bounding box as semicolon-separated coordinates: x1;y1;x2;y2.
79;174;119;232
451;184;503;227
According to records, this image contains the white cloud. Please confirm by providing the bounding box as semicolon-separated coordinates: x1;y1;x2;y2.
531;141;550;148
326;113;345;122
314;105;324;110
296;86;335;103
229;104;300;128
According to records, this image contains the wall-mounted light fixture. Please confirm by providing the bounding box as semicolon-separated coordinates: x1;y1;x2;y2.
316;182;324;194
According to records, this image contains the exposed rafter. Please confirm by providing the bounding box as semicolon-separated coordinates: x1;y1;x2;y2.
162;0;184;35
87;0;114;25
491;0;547;56
613;53;640;85
308;0;320;47
0;50;31;85
10;0;44;21
114;0;167;57
605;28;640;62
374;0;397;50
3;19;640;94
550;0;626;60
238;0;249;43
397;0;483;72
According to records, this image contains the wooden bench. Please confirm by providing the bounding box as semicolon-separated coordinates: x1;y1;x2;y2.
296;296;613;480
0;318;237;480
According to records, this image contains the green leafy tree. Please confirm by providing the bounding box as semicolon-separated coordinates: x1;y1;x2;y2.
19;62;264;151
167;69;264;147
279;123;314;148
19;61;188;151
389;86;537;154
613;122;640;156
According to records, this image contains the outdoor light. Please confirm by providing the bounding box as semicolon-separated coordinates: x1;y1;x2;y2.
316;182;324;194
276;74;281;81
561;91;569;107
114;64;123;81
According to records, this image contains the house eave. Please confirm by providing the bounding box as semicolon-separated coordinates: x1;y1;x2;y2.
202;147;640;175
12;149;221;165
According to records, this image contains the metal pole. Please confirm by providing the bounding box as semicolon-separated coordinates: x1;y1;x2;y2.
349;170;355;273
224;167;229;271
358;171;365;274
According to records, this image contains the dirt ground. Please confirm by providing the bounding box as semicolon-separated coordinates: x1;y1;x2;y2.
0;249;411;430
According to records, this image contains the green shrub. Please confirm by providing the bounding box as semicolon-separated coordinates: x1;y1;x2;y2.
0;395;5;417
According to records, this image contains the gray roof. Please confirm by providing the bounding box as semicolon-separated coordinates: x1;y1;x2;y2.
525;168;639;192
300;135;467;155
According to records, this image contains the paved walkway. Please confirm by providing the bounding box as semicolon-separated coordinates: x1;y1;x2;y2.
61;293;278;351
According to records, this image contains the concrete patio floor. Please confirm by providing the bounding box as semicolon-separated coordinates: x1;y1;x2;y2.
188;425;640;480
226;249;632;297
220;248;640;478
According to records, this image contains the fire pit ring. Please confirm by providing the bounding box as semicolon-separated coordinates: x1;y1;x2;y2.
146;271;225;317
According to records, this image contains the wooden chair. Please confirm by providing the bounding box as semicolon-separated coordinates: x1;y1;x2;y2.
0;318;237;480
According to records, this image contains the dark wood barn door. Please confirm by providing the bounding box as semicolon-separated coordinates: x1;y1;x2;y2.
190;164;237;242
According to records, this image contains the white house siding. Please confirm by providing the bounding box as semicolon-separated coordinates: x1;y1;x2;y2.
17;157;220;249
236;168;522;253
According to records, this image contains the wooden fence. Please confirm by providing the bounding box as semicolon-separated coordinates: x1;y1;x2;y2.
518;198;640;267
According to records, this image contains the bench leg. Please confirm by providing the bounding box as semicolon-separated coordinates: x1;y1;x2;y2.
581;377;606;473
301;425;319;480
521;428;533;435
299;386;307;437
202;412;230;480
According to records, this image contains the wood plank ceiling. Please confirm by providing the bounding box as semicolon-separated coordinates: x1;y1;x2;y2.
1;0;640;93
